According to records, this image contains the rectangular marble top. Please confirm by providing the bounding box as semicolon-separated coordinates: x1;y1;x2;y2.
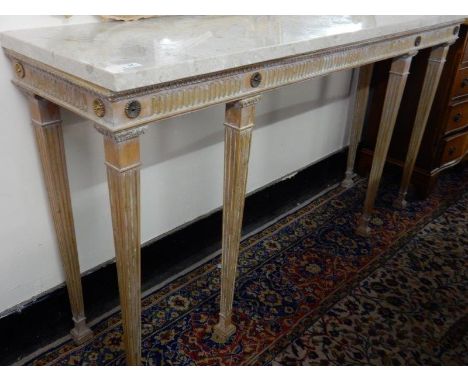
1;16;464;92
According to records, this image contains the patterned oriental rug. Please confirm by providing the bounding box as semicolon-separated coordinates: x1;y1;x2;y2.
25;168;467;365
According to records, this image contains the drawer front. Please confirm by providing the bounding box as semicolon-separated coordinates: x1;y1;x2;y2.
463;36;468;65
446;101;468;133
441;133;468;166
463;44;468;65
451;67;468;98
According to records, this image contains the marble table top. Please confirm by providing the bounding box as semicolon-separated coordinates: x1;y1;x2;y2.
1;16;464;92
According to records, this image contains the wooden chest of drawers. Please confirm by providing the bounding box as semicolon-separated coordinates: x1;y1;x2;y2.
357;22;468;197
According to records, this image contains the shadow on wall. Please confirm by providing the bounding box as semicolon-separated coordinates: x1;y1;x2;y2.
62;69;353;192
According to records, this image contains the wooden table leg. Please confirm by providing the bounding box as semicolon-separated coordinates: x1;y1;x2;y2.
104;135;141;365
341;63;374;188
393;44;451;208
212;96;260;343
28;95;93;343
356;53;416;236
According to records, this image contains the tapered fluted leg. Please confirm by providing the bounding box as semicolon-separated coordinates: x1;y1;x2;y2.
28;95;92;343
342;64;374;188
104;136;141;365
356;53;416;236
393;44;451;208
212;96;260;343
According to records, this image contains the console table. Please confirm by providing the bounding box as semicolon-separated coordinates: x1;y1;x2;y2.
1;16;463;365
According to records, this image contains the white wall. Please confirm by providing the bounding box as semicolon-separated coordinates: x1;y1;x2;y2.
0;16;353;315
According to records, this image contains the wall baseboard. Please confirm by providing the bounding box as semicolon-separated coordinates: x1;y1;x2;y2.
0;148;347;365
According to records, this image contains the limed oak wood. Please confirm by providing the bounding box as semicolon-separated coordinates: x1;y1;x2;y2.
357;23;468;198
356;54;415;236
341;63;374;188
104;136;141;365
212;96;260;343
28;95;93;344
4;17;462;364
394;44;451;208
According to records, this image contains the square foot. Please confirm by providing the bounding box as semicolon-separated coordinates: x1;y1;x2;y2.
211;322;236;344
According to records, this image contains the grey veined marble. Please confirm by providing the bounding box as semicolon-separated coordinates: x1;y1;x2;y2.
1;16;463;92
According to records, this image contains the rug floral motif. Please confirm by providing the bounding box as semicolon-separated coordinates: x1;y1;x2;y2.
26;168;467;365
272;190;468;365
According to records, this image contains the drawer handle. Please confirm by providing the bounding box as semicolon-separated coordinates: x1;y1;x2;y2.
447;146;457;156
462;78;468;88
453;112;462;122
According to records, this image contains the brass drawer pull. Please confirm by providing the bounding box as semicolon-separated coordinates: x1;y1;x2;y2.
447;146;457;156
461;78;468;88
453;112;462;122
